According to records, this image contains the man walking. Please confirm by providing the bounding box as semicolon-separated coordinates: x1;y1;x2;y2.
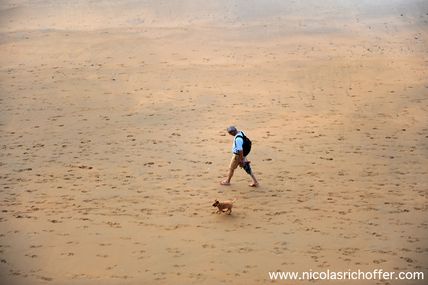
220;126;259;187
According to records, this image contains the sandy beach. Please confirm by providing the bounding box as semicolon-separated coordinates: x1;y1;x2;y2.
0;0;427;284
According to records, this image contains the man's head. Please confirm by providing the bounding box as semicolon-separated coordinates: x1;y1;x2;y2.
227;126;238;136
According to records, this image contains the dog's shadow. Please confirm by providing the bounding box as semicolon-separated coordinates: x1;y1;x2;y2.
212;211;241;220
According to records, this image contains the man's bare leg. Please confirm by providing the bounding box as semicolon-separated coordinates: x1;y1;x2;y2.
249;172;259;187
221;155;239;185
220;167;235;185
242;159;258;187
247;163;258;187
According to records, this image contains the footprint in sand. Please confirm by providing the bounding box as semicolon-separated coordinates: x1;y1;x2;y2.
96;254;109;258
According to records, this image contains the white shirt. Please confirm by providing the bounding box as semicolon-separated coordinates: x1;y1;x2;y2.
232;131;244;154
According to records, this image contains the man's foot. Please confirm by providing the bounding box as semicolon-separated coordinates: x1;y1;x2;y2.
249;182;259;187
220;180;231;186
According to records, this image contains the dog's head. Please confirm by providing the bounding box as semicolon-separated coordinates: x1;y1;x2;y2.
212;200;219;207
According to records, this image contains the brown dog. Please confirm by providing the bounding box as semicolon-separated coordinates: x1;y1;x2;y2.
212;198;237;215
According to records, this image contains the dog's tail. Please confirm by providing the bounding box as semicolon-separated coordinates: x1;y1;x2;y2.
231;197;238;203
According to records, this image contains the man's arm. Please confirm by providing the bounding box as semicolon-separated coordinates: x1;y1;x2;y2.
234;136;244;166
237;150;244;167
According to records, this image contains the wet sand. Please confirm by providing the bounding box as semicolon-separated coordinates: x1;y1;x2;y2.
0;0;427;284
